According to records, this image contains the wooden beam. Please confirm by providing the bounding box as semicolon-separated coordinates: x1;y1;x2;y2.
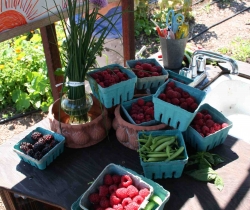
122;0;135;66
40;24;63;101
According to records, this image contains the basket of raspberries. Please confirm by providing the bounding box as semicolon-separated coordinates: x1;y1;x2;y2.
121;95;159;126
153;79;206;132
184;103;233;151
79;164;154;210
87;64;137;108
126;58;169;90
13;127;65;170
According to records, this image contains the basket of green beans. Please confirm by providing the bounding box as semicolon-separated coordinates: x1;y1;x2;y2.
138;130;188;179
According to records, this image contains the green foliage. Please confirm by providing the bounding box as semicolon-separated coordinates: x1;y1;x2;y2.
218;37;250;62
0;32;53;113
185;151;224;191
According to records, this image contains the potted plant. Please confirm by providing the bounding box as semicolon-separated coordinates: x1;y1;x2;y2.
47;0;122;147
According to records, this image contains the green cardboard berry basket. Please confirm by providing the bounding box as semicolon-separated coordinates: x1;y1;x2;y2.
87;64;137;108
13;127;65;170
126;58;169;90
153;79;206;132
183;103;233;151
79;163;154;210
121;95;160;126
138;130;188;179
71;163;170;210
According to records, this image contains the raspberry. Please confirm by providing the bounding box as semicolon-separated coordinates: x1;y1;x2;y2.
112;174;121;184
136;113;144;121
104;174;114;186
99;185;109;197
95;207;104;210
150;67;158;72
206;119;214;128
195;119;204;126
204;114;212;120
125;202;139;210
166;81;175;88
195;112;203;120
182;91;190;98
141;63;151;70
133;195;144;205
190;103;198;112
214;123;222;131
113;204;123;210
202;125;209;134
121;197;132;207
158;93;166;101
91;73;99;79
109;184;118;194
110;193;121;206
174;87;183;94
210;127;216;134
175;91;181;99
137;98;145;106
127;185;139;198
99;197;110;208
152;72;160;76
165;90;175;98
185;97;194;106
135;65;143;70
116;187;128;199
145;101;153;107
139;188;150;198
180;101;188;110
171;98;180;106
88;193;100;204
221;123;229;128
120;175;133;187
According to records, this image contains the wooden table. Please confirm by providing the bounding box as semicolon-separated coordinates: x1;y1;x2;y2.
0;118;250;210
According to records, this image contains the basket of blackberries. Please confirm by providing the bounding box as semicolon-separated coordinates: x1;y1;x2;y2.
13;127;65;170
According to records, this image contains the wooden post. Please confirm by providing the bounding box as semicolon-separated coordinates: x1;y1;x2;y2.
40;24;64;101
122;0;135;66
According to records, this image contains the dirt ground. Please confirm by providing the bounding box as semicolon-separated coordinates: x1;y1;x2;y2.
0;0;249;209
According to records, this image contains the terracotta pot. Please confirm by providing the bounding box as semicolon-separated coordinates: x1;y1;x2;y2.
48;95;112;148
112;105;169;150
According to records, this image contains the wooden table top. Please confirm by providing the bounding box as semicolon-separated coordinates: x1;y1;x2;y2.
0;118;249;210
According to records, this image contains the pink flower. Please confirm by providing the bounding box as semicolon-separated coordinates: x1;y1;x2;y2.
90;0;108;8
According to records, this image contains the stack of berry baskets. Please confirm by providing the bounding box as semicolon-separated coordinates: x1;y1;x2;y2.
79;164;154;210
87;64;137;108
13;127;65;170
121;95;160;126
153;78;206;132
184;103;233;151
126;58;169;91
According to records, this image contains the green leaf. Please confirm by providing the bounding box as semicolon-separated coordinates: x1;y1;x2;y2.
214;175;224;191
185;167;217;182
203;152;215;165
212;154;224;166
199;157;212;169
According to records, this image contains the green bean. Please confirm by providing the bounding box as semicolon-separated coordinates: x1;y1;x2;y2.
150;136;175;151
154;138;176;152
166;146;184;161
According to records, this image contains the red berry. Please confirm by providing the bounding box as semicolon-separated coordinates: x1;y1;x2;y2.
99;185;109;197
113;204;123;210
133;195;144;205
116;187;128;199
109;184;118;194
206;119;214;128
202;125;210;134
127;185;139;198
221;123;229;128
174;87;183;94
145;101;153;107
180;101;188;110
190;103;198;112
195;112;203;120
171;98;180;105
136;113;144;121
204;114;212;120
110;193;121;206
121;175;133;188
104;174;114;186
214;123;222;131
88;193;100;204
150;67;158;72
99;197;110;208
121;197;132;207
112;174;121;185
165;90;175;98
167;81;175;88
141;63;151;70
139;188;150;198
125;202;140;210
185;97;194;106
182;91;190;98
137;98;145;106
158;93;166;101
152;72;160;76
137;70;145;78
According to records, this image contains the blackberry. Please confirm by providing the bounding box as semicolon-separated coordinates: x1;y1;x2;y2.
38;138;46;145
20;142;33;153
42;134;54;143
31;131;43;141
34;151;43;160
41;146;51;156
33;142;45;152
26;149;34;157
49;140;58;148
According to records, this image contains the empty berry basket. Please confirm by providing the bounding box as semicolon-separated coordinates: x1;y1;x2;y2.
79;163;154;210
13;127;65;170
126;58;169;90
138;130;188;179
87;64;137;108
153;79;206;131
121;95;160;126
184;103;233;151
